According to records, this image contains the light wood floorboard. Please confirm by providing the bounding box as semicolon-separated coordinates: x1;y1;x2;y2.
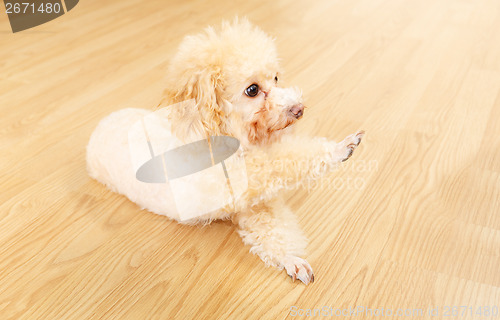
1;0;499;319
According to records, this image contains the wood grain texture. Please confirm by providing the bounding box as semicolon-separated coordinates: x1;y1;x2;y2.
1;0;499;319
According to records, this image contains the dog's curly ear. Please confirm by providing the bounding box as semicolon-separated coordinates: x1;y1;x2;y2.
160;64;227;137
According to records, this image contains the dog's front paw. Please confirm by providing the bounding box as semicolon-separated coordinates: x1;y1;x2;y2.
340;130;365;162
282;255;314;285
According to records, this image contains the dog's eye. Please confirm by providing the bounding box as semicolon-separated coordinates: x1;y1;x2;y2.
245;84;259;97
275;76;278;82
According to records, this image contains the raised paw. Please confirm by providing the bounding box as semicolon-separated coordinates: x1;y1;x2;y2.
282;255;314;285
341;130;365;162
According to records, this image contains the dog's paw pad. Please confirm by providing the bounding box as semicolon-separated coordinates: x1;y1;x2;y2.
283;256;314;285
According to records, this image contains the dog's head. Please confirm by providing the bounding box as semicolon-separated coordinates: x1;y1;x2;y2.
162;18;304;147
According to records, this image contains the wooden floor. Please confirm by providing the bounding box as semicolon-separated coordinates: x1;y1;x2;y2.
1;0;499;319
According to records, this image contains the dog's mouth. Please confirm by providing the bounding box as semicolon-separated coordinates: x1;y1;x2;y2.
276;121;294;131
273;117;297;132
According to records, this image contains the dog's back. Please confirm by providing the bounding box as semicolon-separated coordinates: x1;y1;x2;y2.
86;108;181;220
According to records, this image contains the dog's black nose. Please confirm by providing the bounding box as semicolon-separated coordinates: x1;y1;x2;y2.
289;104;304;119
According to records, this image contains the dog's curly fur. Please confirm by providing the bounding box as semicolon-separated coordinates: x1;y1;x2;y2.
87;18;364;284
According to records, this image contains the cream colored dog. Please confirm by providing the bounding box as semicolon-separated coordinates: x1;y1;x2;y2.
87;19;364;285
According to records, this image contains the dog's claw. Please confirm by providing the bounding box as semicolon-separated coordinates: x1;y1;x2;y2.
342;145;355;162
341;130;365;162
356;130;365;142
283;256;314;285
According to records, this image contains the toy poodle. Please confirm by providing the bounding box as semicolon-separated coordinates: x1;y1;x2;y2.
86;18;364;285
